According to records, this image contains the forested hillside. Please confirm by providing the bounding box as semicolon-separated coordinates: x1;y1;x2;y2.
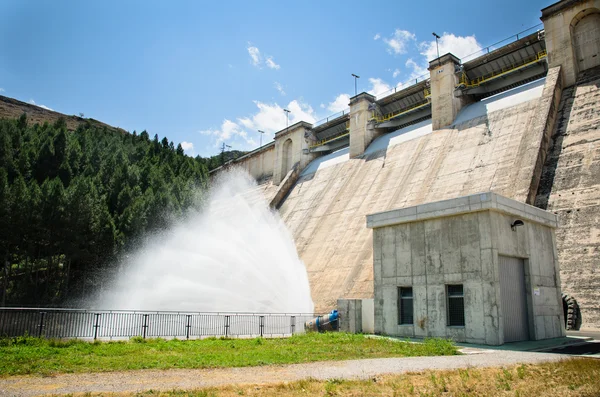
0;114;209;306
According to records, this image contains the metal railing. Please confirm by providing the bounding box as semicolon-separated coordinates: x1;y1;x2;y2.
457;50;548;89
0;308;321;340
309;122;351;149
460;24;544;63
313;108;350;128
376;73;430;101
371;88;432;123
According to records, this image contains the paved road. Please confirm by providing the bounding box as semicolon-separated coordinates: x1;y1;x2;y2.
0;350;569;396
567;330;600;340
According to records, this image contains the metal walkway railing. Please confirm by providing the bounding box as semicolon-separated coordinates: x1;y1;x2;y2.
371;88;432;124
309;122;350;149
0;308;321;340
457;50;548;89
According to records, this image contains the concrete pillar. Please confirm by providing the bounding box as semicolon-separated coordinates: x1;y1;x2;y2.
273;121;315;185
541;0;600;88
428;53;467;130
349;92;377;158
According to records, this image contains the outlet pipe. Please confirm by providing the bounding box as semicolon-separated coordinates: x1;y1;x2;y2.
304;310;339;332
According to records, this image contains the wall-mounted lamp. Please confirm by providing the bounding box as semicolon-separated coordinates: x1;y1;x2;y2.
511;219;524;231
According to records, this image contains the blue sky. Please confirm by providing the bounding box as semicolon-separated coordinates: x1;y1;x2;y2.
0;0;552;157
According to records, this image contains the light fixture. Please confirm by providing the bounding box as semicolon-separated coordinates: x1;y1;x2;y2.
511;219;524;231
351;74;360;96
432;32;441;62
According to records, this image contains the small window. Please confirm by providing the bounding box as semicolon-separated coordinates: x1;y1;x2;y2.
398;287;414;325
447;284;465;326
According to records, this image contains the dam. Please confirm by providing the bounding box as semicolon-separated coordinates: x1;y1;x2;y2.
214;0;600;330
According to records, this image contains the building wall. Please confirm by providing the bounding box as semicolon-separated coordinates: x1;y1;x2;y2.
273;123;316;185
234;144;275;180
372;204;563;345
337;298;374;334
543;0;600;87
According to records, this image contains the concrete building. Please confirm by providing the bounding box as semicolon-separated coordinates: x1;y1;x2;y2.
366;193;565;345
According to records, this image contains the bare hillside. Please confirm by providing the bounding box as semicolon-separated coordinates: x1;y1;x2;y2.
0;95;126;133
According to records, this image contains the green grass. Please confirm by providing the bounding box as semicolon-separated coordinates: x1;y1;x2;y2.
0;333;457;376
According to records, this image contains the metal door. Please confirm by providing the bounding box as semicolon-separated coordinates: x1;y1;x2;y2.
499;256;529;342
573;13;600;72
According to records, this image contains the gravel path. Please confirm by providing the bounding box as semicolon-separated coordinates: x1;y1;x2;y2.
0;350;568;396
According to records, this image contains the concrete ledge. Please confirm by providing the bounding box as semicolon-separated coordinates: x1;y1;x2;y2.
270;162;301;209
366;192;558;229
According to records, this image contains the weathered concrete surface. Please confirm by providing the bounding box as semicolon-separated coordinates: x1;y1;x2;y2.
542;0;600;88
349;93;378;158
513;67;563;204
279;77;560;314
233;142;275;181
273;121;315;185
367;193;564;345
429;53;469;130
337;298;374;334
536;65;600;329
270;162;301;209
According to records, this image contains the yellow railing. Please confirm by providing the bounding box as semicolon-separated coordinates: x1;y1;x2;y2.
458;50;548;89
308;122;350;149
370;88;432;123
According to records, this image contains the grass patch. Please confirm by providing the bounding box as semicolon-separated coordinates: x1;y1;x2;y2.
104;358;600;396
0;333;457;376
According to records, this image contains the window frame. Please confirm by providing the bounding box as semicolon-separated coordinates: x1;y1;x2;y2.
446;284;465;327
397;286;414;325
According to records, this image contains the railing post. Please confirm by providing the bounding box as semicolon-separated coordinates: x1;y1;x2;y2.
186;315;191;340
224;315;230;338
142;314;149;339
37;312;45;338
290;316;296;335
259;315;264;337
93;313;101;340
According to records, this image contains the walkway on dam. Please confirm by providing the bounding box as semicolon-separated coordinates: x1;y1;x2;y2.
0;349;570;396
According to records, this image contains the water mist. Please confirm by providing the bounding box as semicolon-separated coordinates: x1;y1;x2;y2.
97;169;314;314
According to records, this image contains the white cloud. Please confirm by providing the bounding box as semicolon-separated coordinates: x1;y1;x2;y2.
383;29;416;55
367;78;392;97
200;99;317;152
419;33;482;62
0;88;4;93
320;103;326;109
373;33;381;40
180;141;195;155
266;57;280;70
247;45;262;67
392;69;401;78
28;99;53;111
200;119;257;150
274;82;286;96
326;94;350;113
247;43;281;70
405;58;429;80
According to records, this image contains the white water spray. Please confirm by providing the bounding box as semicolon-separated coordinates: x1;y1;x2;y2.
97;169;314;313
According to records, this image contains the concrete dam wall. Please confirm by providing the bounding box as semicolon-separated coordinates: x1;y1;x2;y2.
536;65;600;329
279;74;561;313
